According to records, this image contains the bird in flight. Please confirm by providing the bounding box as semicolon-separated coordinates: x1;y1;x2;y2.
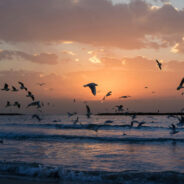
1;83;10;91
115;105;123;112
155;59;162;70
83;83;98;96
101;91;112;102
18;82;27;91
119;95;131;99
169;124;179;135
26;91;35;101
13;101;21;109
177;78;184;90
32;114;42;122
27;101;41;108
12;86;19;92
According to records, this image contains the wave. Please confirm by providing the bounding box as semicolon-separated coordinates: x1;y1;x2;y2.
0;122;181;131
0;132;184;143
0;161;184;184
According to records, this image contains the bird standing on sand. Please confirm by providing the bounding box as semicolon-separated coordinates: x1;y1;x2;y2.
1;83;10;91
83;83;98;96
177;78;184;90
155;59;162;70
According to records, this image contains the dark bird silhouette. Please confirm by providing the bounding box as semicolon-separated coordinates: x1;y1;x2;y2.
73;116;79;125
83;83;98;96
73;98;76;103
5;101;11;108
27;101;41;108
155;59;162;70
115;105;123;112
104;120;113;124
18;81;27;91
32;114;42;121
26;91;35;101
1;83;9;91
177;78;184;90
12;86;18;92
145;86;148;89
86;104;91;118
87;124;101;132
169;124;179;135
101;91;112;102
67;112;77;117
13;101;21;109
119;95;131;99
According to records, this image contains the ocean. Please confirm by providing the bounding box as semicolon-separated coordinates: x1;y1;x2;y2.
0;114;184;184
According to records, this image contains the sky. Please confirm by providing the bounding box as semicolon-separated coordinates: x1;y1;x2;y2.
0;0;183;114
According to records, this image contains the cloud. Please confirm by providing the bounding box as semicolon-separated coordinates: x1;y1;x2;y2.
0;50;58;65
0;0;184;49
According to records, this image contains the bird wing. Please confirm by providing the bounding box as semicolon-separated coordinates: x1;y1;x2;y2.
86;105;91;114
179;78;184;87
89;85;96;96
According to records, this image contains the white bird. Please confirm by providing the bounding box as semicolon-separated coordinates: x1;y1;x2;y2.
83;83;98;96
155;59;162;70
177;78;184;90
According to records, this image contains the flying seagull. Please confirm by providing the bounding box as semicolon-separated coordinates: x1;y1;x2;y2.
32;114;42;122
119;95;131;99
177;78;184;90
73;116;79;125
12;86;18;92
26;91;35;101
83;83;98;96
13;101;21;109
155;59;162;70
27;101;41;108
169;124;179;135
67;112;77;117
101;91;112;102
18;82;27;91
115;105;123;112
1;83;9;91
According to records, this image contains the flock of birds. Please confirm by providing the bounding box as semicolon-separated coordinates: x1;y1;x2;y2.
0;59;184;139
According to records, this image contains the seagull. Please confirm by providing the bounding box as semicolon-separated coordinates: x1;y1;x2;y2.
5;101;11;108
32;114;42;122
87;124;101;132
26;91;35;101
177;78;184;90
145;86;148;89
119;96;131;99
73;116;79;125
13;101;21;109
12;86;18;92
155;59;162;70
27;101;41;108
18;81;27;91
115;105;123;112
131;114;136;120
101;91;112;102
83;83;98;96
86;104;91;118
67;112;77;117
1;83;9;91
169;124;179;135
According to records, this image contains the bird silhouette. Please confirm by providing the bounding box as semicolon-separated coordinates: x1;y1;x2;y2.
26;91;35;101
32;114;42;121
12;86;18;92
27;101;41;108
83;83;98;96
5;101;11;108
177;78;184;90
2;83;10;91
86;104;91;118
13;101;21;108
155;59;162;70
18;81;27;91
